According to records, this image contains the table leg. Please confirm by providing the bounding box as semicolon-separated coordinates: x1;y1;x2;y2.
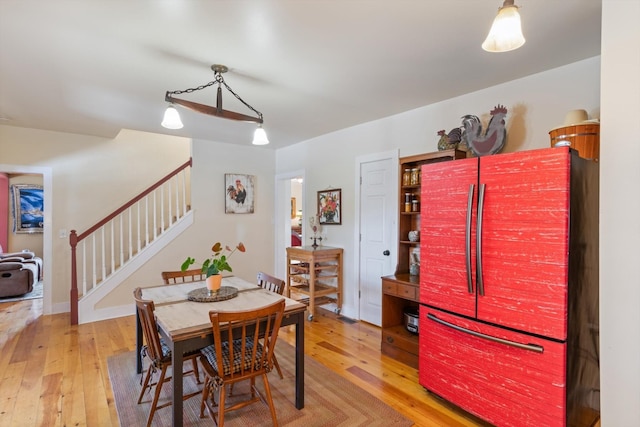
172;340;184;426
136;309;143;374
294;310;305;409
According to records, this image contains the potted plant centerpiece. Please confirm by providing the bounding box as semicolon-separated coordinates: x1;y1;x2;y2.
181;241;246;293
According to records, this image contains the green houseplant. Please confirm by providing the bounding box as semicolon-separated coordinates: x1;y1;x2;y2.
181;241;246;291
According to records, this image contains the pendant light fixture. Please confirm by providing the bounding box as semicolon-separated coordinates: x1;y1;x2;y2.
482;0;525;53
162;64;269;145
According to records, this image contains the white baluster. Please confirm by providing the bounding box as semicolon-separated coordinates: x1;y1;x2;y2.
128;208;132;263
119;214;124;267
92;234;97;289
82;240;87;296
110;220;115;274
101;226;106;282
153;190;158;239
160;189;165;232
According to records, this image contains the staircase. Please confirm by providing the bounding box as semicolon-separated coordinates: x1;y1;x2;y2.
69;159;192;325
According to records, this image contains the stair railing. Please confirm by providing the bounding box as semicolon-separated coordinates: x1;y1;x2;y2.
69;158;192;325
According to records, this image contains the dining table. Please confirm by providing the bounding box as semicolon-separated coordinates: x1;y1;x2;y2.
135;276;307;426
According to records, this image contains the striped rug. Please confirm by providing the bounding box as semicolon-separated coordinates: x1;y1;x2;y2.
108;341;413;426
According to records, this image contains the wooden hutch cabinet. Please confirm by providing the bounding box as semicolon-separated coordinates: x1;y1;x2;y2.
381;149;465;368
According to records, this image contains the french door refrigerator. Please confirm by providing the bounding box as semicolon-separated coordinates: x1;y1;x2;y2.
418;147;599;427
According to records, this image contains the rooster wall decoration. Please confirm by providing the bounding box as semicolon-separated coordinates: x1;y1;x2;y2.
461;105;508;157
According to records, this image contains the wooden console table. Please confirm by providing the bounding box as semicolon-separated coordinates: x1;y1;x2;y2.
286;246;343;321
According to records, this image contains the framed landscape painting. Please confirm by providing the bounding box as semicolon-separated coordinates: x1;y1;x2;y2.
12;184;44;233
225;173;255;214
317;188;341;225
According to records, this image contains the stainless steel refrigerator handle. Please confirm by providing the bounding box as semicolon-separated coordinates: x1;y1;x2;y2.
476;183;486;296
427;313;544;353
465;184;475;294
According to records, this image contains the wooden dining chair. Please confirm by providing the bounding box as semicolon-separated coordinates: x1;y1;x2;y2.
134;287;202;427
199;299;286;427
257;271;286;295
161;268;206;285
257;271;286;379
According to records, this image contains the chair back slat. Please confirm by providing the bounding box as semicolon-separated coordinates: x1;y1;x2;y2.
134;287;164;362
257;271;285;295
161;269;206;285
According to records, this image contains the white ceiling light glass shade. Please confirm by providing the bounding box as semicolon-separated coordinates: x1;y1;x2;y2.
482;1;525;53
252;125;269;145
161;105;184;129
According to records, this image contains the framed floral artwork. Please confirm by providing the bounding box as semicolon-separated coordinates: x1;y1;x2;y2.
317;188;341;225
225;173;255;214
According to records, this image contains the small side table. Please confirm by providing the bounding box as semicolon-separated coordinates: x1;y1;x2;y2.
286;246;343;321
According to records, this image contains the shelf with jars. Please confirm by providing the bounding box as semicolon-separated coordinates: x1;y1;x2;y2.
381;148;466;368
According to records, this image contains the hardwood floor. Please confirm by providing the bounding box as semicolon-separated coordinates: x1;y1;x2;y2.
0;298;487;427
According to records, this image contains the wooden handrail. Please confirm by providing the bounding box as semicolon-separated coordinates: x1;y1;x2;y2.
69;158;192;324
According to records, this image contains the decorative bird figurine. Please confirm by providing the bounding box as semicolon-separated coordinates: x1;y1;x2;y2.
461;105;508;156
437;128;462;151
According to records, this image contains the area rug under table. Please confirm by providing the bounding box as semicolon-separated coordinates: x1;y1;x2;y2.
108;341;413;426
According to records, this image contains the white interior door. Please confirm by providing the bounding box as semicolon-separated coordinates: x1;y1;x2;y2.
358;157;395;326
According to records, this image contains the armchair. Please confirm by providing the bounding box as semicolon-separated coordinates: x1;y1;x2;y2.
0;261;36;298
0;245;42;280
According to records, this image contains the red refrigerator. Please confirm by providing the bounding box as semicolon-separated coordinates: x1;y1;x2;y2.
418;147;599;427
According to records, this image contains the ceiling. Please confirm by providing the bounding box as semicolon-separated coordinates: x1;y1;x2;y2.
0;1;602;150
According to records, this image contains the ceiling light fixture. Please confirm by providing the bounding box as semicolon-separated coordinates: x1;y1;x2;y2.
162;64;269;145
482;0;525;53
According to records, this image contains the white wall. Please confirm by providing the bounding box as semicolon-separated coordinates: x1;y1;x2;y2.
276;57;601;319
600;0;640;424
0;126;191;308
1;126;277;312
98;138;277;307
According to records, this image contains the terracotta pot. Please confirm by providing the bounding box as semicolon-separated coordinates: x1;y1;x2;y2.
206;274;222;292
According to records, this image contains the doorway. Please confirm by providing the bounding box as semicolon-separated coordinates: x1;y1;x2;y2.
0;164;53;314
274;170;305;280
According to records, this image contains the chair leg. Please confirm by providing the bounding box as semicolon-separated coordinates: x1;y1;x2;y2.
217;382;226;427
200;376;210;418
137;365;153;404
249;377;257;399
272;353;284;379
261;373;279;426
146;364;168;427
191;356;202;384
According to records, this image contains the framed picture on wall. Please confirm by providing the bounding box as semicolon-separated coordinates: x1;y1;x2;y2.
225;173;255;214
317;188;341;225
11;184;44;233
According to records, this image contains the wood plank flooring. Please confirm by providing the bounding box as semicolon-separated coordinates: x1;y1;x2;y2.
0;298;488;427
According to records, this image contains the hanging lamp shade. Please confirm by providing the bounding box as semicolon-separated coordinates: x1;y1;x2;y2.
161;105;184;129
482;0;525;53
252;125;269;145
